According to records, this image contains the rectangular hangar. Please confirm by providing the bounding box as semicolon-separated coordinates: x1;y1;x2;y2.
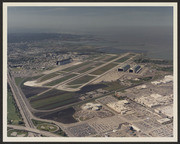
129;65;141;73
56;58;72;65
118;64;130;72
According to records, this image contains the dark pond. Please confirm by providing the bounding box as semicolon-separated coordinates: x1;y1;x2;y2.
35;107;77;124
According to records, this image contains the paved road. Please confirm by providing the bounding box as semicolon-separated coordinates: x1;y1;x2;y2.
79;53;139;88
8;72;40;137
33;77;152;117
16;53;137;113
7;53;156;137
8;71;70;137
27;53;139;113
58;53;131;90
7;125;60;137
36;53;131;95
36;60;97;86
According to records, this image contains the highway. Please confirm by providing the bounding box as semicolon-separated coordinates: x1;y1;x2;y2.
6;54;157;137
11;53;139;114
7;125;60;137
7;71;40;137
7;70;70;137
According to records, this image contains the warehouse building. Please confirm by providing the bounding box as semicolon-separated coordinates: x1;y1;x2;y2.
131;125;141;132
56;58;72;65
107;100;130;114
129;65;141;73
118;64;130;72
82;103;102;111
157;118;172;125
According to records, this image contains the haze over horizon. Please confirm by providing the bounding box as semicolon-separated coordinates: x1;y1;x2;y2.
8;7;173;33
8;6;173;60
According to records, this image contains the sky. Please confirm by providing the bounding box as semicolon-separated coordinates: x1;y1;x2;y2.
8;6;173;34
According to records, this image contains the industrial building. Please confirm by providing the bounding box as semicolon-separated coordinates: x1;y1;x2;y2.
107;100;130;114
129;65;141;73
56;58;72;65
135;95;161;108
154;104;173;118
118;64;130;72
131;125;141;132
157;118;172;125
82;103;102;111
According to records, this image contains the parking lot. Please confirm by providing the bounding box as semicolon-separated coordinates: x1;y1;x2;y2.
67;123;97;137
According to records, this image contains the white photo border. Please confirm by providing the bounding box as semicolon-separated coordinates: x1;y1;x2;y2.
3;2;178;142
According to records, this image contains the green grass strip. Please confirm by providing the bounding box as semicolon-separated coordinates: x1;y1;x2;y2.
103;55;119;62
68;75;95;85
77;66;94;73
38;99;77;110
14;77;24;86
62;61;91;72
67;85;82;88
90;63;118;75
39;72;59;82
115;54;135;63
31;93;74;109
8;129;28;137
7;86;24;126
44;74;77;86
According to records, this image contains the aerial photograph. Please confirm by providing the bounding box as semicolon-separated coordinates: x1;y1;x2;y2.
5;4;176;141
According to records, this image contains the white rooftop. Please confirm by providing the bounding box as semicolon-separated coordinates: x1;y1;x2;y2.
157;118;171;124
155;105;173;118
151;75;173;85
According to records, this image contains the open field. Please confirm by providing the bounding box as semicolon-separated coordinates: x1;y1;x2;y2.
30;89;79;110
44;74;77;86
67;75;95;85
94;55;107;61
102;81;125;92
19;53;142;111
115;54;135;63
93;62;104;66
25;74;45;82
67;85;82;88
115;56;130;63
32;119;58;132
16;74;44;87
90;63;118;75
8;129;28;137
19;53;138;110
36;98;79;110
39;72;59;82
103;55;119;62
14;77;24;86
7;86;24;126
62;61;91;72
77;66;94;73
29;88;76;102
21;85;49;98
